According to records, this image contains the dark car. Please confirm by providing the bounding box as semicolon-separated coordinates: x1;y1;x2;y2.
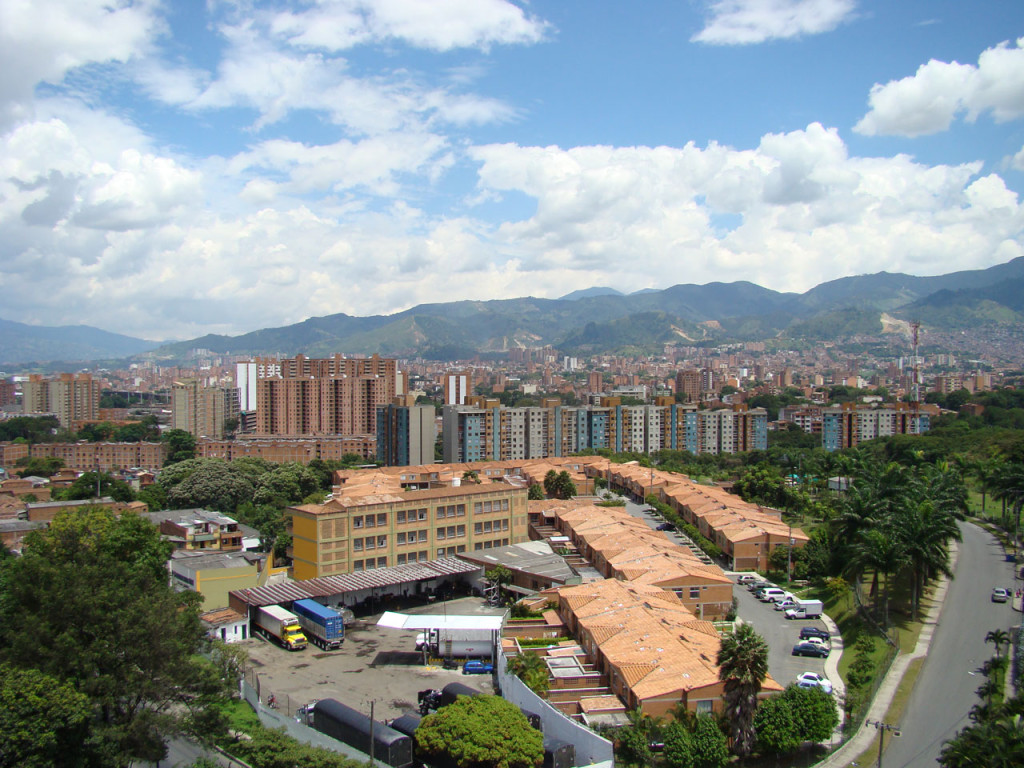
462;660;494;675
792;641;829;658
799;627;831;642
655;522;676;531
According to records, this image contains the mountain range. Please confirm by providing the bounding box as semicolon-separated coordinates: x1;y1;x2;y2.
3;257;1024;367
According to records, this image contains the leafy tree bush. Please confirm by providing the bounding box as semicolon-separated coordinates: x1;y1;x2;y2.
162;428;197;465
753;695;800;754
0;508;240;767
55;471;134;503
14;456;65;478
691;714;729;768
231;726;364;768
416;694;543;768
662;721;695;768
0;664;93;768
783;684;839;742
527;483;544;500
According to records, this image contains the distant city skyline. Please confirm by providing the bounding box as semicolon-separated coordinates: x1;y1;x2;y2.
1;0;1023;341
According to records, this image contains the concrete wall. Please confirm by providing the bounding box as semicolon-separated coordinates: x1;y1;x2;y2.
496;655;614;767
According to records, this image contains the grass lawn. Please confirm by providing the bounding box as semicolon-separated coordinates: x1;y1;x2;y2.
223;696;262;735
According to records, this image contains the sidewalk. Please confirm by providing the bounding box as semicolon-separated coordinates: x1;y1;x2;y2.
815;542;958;768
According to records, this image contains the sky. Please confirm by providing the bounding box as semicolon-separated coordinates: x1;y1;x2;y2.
2;0;1024;342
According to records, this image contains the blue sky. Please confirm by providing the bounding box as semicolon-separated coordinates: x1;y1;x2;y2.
1;0;1023;341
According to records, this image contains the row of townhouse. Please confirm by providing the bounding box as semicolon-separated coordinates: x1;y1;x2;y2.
441;398;767;463
592;463;808;572
551;579;783;719
538;498;734;620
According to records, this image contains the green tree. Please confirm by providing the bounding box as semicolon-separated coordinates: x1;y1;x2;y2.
753;695;800;754
662;720;695;768
55;471;135;503
691;714;729;768
165;460;256;513
897;499;960;619
0;664;94;768
14;456;65;478
527;483;544;500
554;471;577;499
162;428;197;465
543;470;558;497
716;623;769;756
0;415;61;442
782;684;839;742
415;694;543;768
0;508;238;767
252;463;321;508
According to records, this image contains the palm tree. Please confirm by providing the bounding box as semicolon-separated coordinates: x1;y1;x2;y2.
847;527;909;626
992;463;1024;547
985;629;1011;659
971;457;1004;517
924;461;969;520
896;500;961;619
506;652;550;696
716;623;769;757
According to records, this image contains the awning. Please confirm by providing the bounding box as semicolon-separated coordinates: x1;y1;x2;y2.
376;612;505;631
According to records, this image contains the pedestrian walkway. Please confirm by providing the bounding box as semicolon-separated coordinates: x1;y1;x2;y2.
815;542;958;768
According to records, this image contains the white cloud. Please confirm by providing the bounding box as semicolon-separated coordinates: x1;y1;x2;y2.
227;132;451;197
692;0;856;45
270;0;549;52
855;38;1024;137
0;0;160;124
182;22;518;134
470;124;1022;294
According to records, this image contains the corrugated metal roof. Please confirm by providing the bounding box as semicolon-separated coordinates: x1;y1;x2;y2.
230;558;481;607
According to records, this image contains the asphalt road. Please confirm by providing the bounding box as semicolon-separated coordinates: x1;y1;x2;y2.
881;522;1017;768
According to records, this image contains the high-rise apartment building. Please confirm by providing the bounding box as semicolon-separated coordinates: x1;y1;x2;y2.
821;402;931;451
376;401;437;467
443;370;473;406
442;401;766;462
675;370;701;403
172;379;240;438
250;354;398;437
22;373;100;429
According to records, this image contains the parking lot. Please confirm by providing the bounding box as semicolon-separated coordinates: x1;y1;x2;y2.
243;597;502;721
732;578;833;690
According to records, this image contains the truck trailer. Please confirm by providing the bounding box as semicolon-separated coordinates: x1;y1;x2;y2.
310;698;413;768
254;605;308;650
785;599;824;620
292;598;344;650
415;628;494;659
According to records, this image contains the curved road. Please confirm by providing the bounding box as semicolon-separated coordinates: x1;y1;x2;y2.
882;522;1017;768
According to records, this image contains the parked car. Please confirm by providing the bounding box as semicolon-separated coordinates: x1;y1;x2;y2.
796;672;833;694
462;660;494;675
799;627;831;642
748;580;773;592
992;587;1010;603
774;597;798;611
655;522;676;531
737;574;760;584
759;588;787;603
792;641;830;658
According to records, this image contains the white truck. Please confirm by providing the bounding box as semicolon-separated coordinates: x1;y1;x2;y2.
416;628;494;659
254;605;308;650
785;599;824;620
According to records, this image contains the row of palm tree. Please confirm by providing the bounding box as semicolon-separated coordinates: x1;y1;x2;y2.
831;459;966;624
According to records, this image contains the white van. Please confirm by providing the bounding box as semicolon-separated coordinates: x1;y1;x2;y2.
758;587;786;602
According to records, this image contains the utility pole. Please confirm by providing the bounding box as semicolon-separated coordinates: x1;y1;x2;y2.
787;521;793;583
369;700;375;765
865;719;901;768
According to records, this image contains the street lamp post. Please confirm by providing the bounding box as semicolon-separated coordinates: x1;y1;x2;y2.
865;719;901;768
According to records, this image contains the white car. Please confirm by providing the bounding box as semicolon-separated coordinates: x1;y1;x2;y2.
774;598;798;611
803;636;830;649
797;672;833;694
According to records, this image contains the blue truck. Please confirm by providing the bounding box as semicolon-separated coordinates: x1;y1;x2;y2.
292;599;345;650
